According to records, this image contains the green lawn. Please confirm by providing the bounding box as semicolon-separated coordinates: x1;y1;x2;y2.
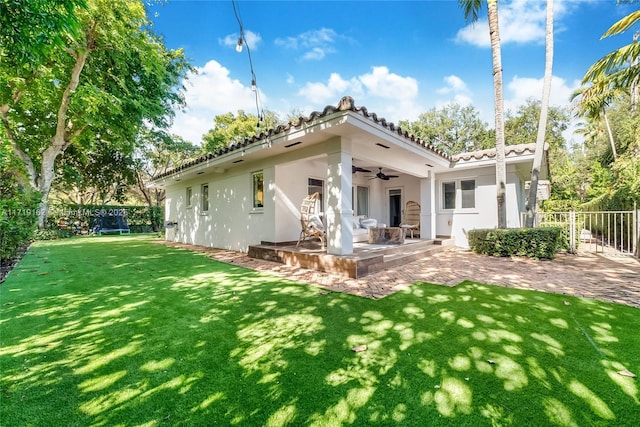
1;235;638;426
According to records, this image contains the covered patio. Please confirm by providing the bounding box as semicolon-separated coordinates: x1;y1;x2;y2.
248;236;454;278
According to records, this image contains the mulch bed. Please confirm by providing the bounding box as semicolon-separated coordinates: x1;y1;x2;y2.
0;243;30;284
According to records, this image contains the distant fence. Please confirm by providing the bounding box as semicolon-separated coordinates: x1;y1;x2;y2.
521;209;639;257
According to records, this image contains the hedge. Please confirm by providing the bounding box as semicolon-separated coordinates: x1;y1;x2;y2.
467;227;566;259
45;204;163;234
0;191;40;259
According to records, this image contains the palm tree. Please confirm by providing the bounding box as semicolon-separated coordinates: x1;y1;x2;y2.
525;0;554;228
571;82;620;162
459;0;507;228
572;8;639;162
582;9;640;107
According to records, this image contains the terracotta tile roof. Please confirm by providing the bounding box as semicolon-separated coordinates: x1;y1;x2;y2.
452;143;539;162
154;96;545;181
154;96;449;181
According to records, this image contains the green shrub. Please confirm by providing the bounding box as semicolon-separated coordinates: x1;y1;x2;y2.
0;191;40;260
541;199;580;212
32;228;73;241
539;222;573;251
467;227;566;259
46;204;164;233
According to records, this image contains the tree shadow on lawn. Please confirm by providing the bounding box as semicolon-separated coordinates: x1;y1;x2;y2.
1;236;638;426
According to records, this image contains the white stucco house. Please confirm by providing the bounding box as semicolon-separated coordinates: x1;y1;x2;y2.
152;96;548;257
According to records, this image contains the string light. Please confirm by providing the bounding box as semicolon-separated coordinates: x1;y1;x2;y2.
231;0;264;130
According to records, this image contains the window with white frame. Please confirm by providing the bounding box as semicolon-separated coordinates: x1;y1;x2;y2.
352;185;369;216
442;179;476;210
186;187;192;208
201;184;209;213
461;179;476;208
443;182;456;210
308;178;324;211
252;171;264;209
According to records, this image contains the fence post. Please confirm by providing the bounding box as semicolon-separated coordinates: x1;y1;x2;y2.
569;210;576;254
634;202;639;258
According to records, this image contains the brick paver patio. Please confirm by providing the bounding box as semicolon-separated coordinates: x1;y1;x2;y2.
160;242;640;309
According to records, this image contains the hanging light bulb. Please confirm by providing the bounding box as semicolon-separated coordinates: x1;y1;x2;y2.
235;37;243;53
251;79;257;92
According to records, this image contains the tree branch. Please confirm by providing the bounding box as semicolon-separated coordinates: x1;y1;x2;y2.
0;105;38;189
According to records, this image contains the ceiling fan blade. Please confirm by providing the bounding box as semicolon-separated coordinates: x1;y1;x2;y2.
352;166;372;173
387;175;399;178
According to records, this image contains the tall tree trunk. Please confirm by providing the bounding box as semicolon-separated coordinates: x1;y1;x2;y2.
36;47;91;228
488;0;507;228
631;32;639;111
602;108;617;161
526;0;554;228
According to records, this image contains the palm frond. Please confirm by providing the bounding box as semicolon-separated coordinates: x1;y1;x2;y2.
583;42;640;82
602;9;640;38
458;0;484;23
571;79;629;119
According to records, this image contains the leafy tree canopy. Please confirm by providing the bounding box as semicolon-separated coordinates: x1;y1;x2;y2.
504;99;569;151
1;0;192;226
202;109;280;153
133;129;200;207
399;103;493;156
0;0;85;68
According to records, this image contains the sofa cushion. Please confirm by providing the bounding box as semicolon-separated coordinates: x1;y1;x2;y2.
360;218;378;229
308;214;324;231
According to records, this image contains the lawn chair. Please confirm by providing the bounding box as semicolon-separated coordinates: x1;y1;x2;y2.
296;192;326;248
399;200;420;238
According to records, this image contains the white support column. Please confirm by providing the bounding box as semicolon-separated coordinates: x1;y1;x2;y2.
420;174;436;239
326;138;353;255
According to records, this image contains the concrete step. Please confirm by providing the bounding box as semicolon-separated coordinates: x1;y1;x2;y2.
366;243;449;274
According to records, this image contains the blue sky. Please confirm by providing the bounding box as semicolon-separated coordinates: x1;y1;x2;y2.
149;0;637;145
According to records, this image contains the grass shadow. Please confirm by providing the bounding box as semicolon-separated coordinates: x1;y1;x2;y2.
1;235;638;426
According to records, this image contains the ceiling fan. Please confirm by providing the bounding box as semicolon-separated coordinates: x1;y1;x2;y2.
369;167;399;180
352;165;371;174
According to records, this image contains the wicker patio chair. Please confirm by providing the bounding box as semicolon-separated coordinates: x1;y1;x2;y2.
296;192;326;247
399;200;421;238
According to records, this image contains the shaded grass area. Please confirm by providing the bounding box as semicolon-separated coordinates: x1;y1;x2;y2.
1;235;639;426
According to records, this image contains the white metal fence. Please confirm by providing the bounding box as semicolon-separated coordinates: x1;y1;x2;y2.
521;210;639;257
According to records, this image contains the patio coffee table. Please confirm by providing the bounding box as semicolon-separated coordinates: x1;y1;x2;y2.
368;227;405;245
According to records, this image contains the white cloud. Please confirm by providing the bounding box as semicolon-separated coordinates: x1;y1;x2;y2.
435;94;474;110
455;0;576;47
437;75;468;94
303;46;335;61
298;73;363;104
359;66;419;99
503;74;582;143
275;28;339;61
169;60;265;144
435;75;473;108
505;75;580;112
220;30;261;51
297;66;422;122
286;73;295;85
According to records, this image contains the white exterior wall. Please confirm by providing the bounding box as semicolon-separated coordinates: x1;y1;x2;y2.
274;158;326;243
434;164;525;247
164;162;275;252
164;153;528;252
